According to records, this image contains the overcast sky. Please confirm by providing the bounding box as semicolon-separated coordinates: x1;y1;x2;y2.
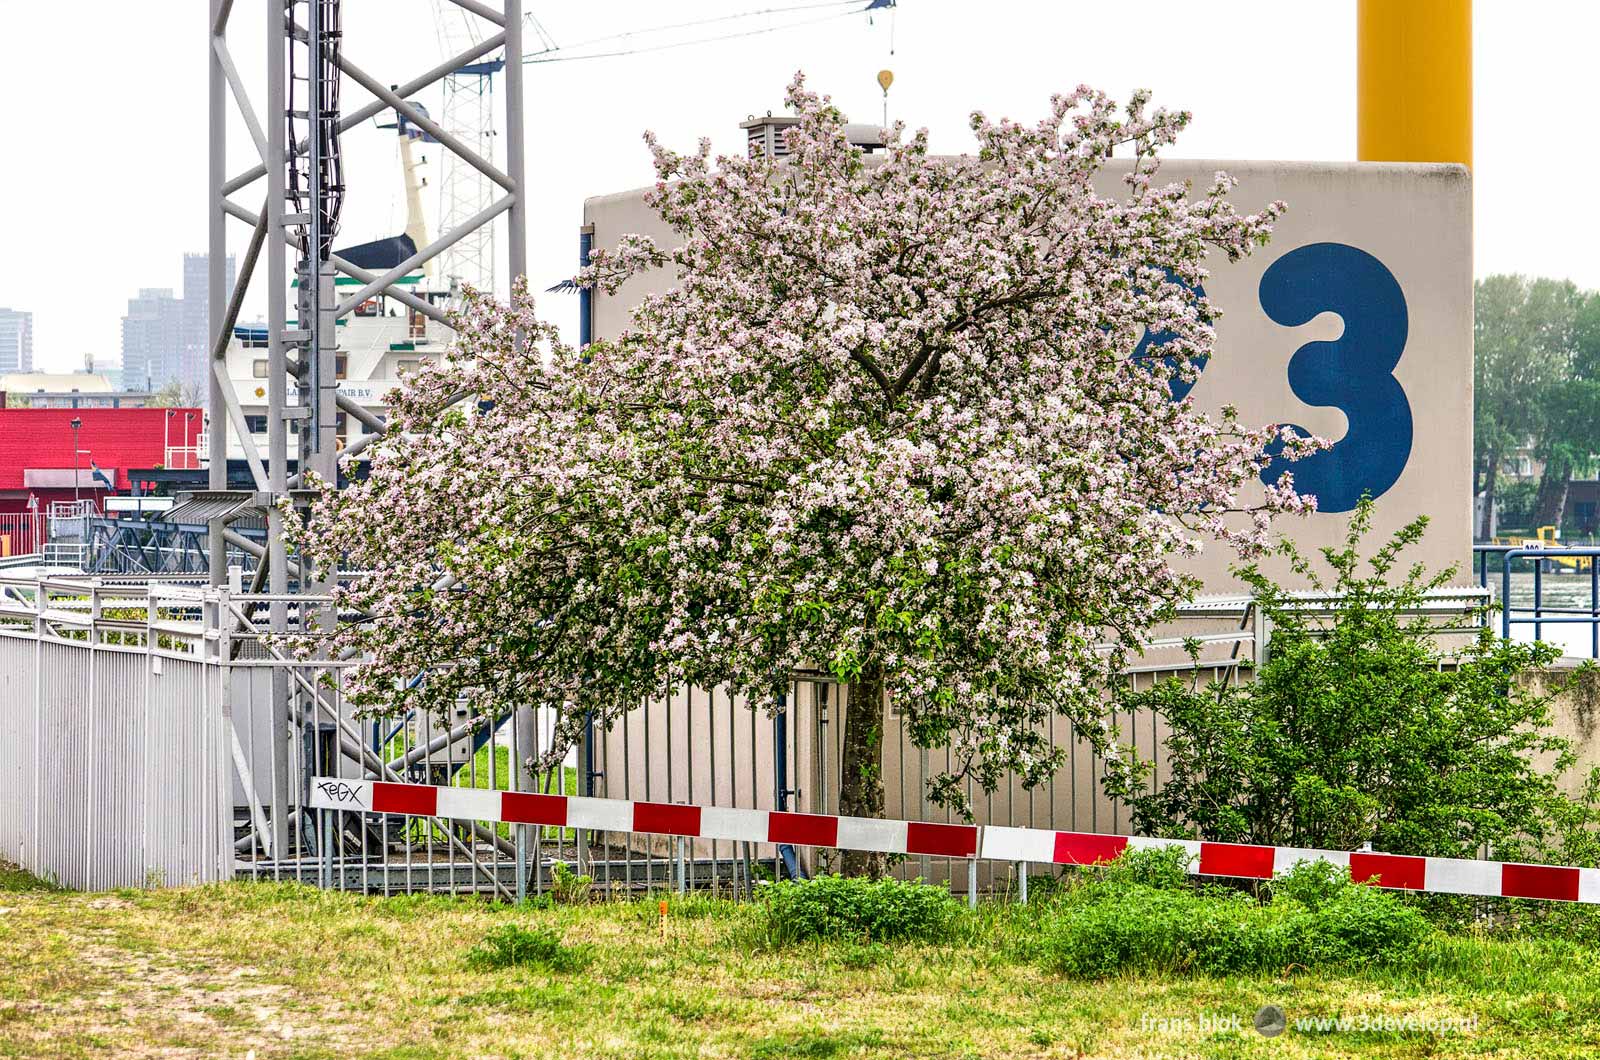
0;0;1593;371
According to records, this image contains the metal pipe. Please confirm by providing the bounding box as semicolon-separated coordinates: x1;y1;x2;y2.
212;36;270;163
223;529;266;559
208;0;229;588
384;712;494;774
334;392;386;434
209;360;269;492
1357;0;1471;167
442;0;506;28
265;0;293;863
505;0;526;289
503;0;531;898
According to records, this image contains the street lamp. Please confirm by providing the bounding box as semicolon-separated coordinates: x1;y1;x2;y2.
69;417;82;508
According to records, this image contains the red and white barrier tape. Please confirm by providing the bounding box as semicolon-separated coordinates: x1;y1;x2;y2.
310;778;978;858
981;827;1600;904
310;777;1600;904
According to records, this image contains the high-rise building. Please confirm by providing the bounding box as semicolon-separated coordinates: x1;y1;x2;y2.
120;288;183;392
0;308;32;374
120;253;236;395
181;252;236;392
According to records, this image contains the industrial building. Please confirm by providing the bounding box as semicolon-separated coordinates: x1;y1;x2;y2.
0;406;201;515
0;371;153;409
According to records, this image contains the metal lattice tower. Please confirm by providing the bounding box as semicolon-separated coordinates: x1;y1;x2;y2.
207;0;527;858
433;0;503;300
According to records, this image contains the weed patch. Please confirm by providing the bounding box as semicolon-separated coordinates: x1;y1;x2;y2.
463;923;591;973
1039;875;1431;978
760;874;961;945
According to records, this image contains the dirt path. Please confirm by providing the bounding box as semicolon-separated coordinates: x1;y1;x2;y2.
0;891;359;1059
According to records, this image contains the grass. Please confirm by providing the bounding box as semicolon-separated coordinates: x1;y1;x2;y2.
376;738;578;844
2;863;1599;1058
451;746;578;799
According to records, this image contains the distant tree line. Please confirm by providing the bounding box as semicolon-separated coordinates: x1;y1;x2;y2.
1475;275;1600;539
149;380;205;408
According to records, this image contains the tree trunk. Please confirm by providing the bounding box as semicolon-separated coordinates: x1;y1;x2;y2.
1478;452;1498;542
1534;455;1573;531
838;668;886;877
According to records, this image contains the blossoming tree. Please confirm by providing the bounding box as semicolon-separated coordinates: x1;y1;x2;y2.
297;75;1314;874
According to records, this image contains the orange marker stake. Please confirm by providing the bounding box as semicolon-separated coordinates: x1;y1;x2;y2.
659;899;669;940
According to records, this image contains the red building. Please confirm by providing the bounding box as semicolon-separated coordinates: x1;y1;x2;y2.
0;407;203;515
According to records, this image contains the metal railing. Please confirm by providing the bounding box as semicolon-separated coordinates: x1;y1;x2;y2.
40;542;88;569
0;574;1496;899
1476;544;1600;658
0;512;45;559
0;576;230;890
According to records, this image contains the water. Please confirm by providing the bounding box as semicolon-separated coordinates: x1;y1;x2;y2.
1487;569;1600;659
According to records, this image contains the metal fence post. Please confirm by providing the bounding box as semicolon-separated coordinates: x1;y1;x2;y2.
513;712;528;903
1502;551;1514;640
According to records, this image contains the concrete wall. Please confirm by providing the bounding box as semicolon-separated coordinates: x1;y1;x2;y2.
583;159;1474;594
1526;661;1600;800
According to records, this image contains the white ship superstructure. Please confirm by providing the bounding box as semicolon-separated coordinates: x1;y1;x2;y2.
223;282;451;462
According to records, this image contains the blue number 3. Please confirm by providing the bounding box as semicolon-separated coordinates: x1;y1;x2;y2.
1257;242;1412;513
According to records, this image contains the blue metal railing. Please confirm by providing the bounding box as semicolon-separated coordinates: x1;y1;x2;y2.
1476;544;1600;657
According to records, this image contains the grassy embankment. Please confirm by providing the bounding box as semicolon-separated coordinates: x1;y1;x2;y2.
3;859;1600;1059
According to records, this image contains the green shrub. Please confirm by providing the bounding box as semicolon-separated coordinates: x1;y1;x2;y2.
0;862;59;892
1041;885;1290;978
1103;499;1600;863
1408;890;1600;946
1093;845;1192;891
1300;885;1431;965
761;874;961;945
1267;859;1350;911
465;923;591;972
1039;870;1433;979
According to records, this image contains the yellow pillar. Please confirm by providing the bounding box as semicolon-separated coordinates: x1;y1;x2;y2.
1357;0;1472;167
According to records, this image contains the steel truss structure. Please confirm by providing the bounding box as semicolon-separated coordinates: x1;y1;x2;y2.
206;0;528;874
84;519;266;577
433;0;503;298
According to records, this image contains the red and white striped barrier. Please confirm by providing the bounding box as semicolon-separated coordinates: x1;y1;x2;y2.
980;827;1600;905
310;778;1600;904
310;778;978;858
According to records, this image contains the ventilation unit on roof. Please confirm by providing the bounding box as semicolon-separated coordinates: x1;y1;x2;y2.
740;113;887;160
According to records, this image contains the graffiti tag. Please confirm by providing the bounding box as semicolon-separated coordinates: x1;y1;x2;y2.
314;779;364;807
